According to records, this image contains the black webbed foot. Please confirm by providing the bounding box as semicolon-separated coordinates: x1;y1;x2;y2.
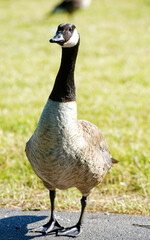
31;219;64;234
57;223;82;237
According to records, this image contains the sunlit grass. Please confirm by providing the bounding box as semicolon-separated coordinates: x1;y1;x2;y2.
0;0;150;215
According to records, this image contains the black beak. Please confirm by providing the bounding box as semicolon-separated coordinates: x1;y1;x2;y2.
49;32;65;44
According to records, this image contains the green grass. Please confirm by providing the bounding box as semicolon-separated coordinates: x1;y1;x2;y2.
0;0;150;215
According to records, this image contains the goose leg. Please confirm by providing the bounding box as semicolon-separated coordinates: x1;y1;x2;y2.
57;196;87;237
31;190;64;234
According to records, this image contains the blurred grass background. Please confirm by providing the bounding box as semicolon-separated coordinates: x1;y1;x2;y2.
0;0;150;215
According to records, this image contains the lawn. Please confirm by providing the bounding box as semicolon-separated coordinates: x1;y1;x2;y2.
0;0;150;215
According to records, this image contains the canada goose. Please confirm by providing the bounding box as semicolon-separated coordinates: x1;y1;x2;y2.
51;0;91;14
25;23;118;237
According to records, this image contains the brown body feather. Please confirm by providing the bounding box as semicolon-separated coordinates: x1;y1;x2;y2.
26;100;117;196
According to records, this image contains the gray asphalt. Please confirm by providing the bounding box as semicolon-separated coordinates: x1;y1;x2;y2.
0;208;150;240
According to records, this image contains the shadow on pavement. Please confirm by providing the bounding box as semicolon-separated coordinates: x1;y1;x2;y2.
0;214;46;240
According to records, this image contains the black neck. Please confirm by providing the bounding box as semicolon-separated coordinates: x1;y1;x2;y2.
49;41;79;102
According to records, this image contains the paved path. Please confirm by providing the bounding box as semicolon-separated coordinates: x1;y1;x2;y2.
0;208;150;240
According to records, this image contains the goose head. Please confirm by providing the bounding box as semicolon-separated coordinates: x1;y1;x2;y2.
50;23;80;48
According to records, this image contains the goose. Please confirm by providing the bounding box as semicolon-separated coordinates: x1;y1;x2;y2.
25;23;118;237
51;0;91;14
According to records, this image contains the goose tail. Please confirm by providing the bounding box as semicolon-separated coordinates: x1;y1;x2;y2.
111;157;119;164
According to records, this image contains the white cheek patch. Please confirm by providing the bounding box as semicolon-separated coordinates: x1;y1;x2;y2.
63;29;79;48
80;0;91;8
